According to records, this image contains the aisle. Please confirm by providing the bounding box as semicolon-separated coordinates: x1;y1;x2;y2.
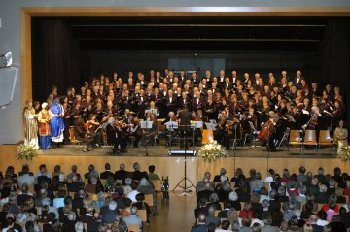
149;191;197;232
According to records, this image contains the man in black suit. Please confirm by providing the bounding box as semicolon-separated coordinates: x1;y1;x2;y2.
191;214;208;232
178;92;191;110
115;163;128;182
100;163;114;180
192;90;206;111
165;89;177;114
72;189;86;211
314;184;330;204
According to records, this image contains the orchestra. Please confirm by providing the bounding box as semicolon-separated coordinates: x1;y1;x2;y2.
26;69;346;152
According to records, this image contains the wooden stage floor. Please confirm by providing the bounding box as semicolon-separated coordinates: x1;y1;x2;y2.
39;144;337;158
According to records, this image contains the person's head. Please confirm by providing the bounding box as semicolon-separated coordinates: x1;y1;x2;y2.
208;206;216;216
104;163;111;171
108;201;118;211
252;222;262;232
119;163;125;171
317;210;327;220
25;221;35;232
64;196;73;207
75;221;84;232
6;213;16;225
207;223;216;232
209;193;219;203
242;216;252;227
148;165;156;173
319;184;328;193
263;214;272;225
88;164;95;172
71;165;78;173
220;168;227;176
303;200;314;213
299;166;306;174
21;164;29;175
197;213;206;224
131;181;138;190
135;193;145;202
130;206;138;215
67;211;77;221
139;178;150;187
280;220;289;231
220;220;231;230
39;164;47;174
334;167;341;176
133;162;140;171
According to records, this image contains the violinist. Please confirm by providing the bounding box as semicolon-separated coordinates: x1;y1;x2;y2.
83;114;102;152
112;118;128;154
125;116;142;148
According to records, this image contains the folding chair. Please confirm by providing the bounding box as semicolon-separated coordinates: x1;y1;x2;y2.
304;130;318;150
289;129;303;151
127;224;139;232
318;130;334;149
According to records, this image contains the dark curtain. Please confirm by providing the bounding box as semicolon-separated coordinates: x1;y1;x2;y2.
32;18;82;102
320;19;350;127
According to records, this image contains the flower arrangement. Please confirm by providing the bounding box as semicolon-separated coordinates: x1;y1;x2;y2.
198;140;227;162
338;146;350;161
16;144;38;161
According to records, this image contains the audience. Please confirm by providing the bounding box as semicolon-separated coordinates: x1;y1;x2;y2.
2;162;350;231
193;165;350;232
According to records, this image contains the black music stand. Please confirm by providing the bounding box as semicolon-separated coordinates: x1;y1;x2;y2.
172;125;196;196
140;120;153;156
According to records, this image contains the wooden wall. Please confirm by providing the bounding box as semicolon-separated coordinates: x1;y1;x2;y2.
1;145;350;189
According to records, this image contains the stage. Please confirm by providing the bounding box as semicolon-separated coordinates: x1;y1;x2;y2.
0;145;349;189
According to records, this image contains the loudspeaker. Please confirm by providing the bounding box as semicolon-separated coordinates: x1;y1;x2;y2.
168;150;197;156
0;67;18;107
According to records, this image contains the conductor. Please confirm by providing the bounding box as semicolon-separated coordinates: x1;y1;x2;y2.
178;107;193;149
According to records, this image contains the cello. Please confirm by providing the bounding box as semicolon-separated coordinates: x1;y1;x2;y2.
258;118;276;141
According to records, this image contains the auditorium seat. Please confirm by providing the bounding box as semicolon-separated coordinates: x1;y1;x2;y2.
127;224;139;232
288;130;303;150
304;130;318;149
318;130;334;149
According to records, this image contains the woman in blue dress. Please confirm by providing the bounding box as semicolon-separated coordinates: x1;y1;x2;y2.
50;97;65;148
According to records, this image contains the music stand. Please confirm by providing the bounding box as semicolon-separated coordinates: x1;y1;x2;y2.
141;120;153;156
166;121;178;154
172;124;196;196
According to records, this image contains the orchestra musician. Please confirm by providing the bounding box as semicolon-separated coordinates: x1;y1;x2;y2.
124;114;142;148
83;114;103;152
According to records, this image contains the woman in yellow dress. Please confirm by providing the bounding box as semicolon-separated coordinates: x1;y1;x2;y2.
333;120;348;153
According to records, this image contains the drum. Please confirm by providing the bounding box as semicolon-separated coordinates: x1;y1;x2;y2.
202;129;214;144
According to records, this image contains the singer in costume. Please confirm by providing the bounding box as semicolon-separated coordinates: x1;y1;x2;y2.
333;120;348;153
50;97;65;148
23;99;39;149
37;102;52;149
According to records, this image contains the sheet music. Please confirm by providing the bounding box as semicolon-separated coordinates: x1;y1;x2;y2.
191;120;203;129
140;120;153;129
302;109;310;115
205;122;216;130
165;121;178;130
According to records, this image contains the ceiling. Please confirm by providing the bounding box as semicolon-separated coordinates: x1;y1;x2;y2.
35;16;332;51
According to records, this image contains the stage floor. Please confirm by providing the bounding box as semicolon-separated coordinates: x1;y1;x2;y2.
38;144;337;159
